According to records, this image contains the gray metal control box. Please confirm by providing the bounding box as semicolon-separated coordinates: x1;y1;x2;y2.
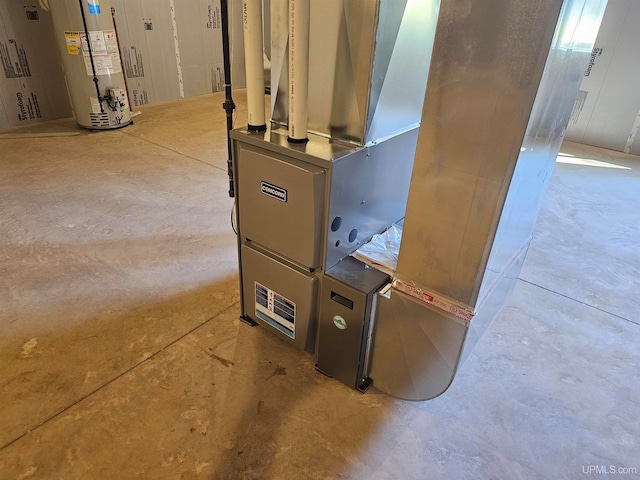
316;257;389;390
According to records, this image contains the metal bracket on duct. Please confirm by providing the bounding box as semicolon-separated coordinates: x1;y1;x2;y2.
369;0;608;401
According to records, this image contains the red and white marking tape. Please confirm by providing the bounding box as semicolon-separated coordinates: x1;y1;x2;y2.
392;279;476;323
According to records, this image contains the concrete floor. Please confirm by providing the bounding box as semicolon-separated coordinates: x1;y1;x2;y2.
0;92;638;480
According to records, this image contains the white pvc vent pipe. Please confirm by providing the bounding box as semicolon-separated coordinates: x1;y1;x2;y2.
287;0;309;143
242;0;267;131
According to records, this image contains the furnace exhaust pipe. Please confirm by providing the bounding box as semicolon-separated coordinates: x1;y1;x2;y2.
287;0;309;143
242;0;267;131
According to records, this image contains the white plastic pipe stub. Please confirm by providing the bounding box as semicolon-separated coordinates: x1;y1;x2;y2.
287;0;309;143
242;0;267;131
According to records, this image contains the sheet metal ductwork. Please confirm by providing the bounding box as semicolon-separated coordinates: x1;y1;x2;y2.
269;0;435;146
231;0;607;400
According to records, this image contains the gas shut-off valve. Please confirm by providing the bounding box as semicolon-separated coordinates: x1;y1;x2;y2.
108;88;128;109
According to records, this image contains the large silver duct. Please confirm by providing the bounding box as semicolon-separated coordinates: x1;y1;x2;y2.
369;0;608;400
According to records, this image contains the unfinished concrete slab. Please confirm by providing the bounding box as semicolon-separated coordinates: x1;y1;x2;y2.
0;93;638;479
521;141;640;322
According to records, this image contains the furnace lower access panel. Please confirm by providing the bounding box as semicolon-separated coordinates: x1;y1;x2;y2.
241;245;318;352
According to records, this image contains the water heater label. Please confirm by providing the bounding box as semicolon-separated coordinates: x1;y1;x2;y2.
89;96;102;114
254;282;295;339
79;31;121;76
64;31;81;55
260;181;287;202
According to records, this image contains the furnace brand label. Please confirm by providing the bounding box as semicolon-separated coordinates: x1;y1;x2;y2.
254;282;295;338
260;181;287;202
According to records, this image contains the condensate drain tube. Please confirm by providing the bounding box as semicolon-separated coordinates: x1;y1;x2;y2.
287;0;309;143
242;0;267;131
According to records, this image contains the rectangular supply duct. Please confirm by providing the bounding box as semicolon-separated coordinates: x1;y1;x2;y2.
269;0;436;145
369;0;608;400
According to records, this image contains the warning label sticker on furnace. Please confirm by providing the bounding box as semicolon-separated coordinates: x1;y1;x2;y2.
254;282;295;339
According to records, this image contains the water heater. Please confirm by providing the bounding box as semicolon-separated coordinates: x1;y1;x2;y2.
48;0;131;130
